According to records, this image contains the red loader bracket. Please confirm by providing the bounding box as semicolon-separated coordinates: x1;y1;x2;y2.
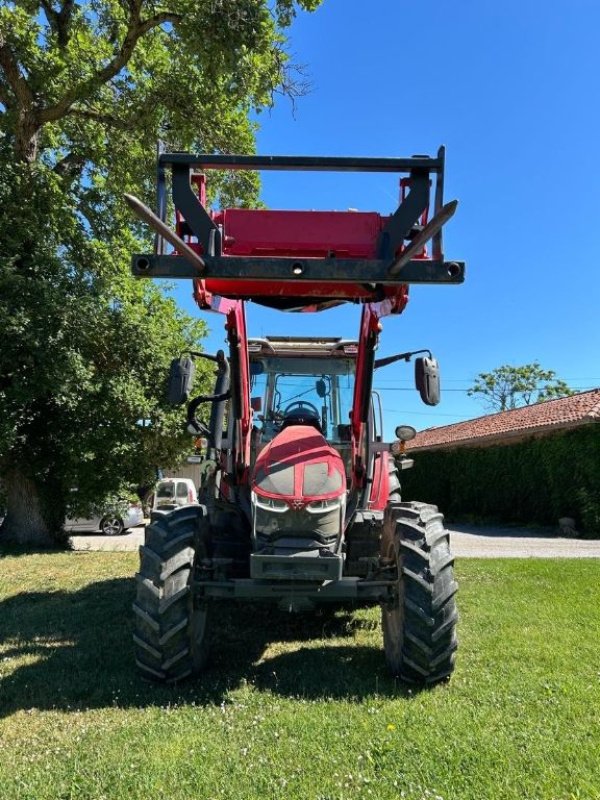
129;148;464;312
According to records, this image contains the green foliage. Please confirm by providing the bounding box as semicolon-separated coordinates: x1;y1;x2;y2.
0;159;211;527
468;362;575;411
0;0;322;542
403;426;600;535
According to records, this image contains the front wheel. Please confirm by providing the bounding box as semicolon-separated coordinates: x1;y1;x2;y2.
133;505;211;683
381;501;458;685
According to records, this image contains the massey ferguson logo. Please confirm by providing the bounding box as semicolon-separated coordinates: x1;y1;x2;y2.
290;499;307;511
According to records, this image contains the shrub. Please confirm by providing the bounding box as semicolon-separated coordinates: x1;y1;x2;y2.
403;426;600;536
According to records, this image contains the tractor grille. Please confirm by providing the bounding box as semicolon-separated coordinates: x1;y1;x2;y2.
254;504;341;548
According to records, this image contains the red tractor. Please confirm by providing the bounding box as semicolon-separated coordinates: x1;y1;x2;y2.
127;150;464;686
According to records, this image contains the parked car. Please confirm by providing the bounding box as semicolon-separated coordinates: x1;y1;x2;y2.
65;501;144;536
152;478;198;510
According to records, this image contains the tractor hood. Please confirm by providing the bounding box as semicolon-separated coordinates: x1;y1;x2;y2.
252;425;345;505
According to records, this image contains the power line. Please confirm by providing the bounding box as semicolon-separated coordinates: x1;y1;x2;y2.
381;408;474;418
375;377;600;384
375;381;598;394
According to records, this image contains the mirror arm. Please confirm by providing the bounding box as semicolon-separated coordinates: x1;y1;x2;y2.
374;349;431;370
185;350;227;365
187;390;231;440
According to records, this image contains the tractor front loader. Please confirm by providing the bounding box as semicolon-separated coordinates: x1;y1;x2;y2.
127;150;464;686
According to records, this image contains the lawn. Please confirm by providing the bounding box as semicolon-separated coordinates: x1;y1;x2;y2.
0;551;599;800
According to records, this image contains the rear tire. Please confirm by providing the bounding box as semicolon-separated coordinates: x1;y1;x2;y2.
381;501;458;685
133;505;211;683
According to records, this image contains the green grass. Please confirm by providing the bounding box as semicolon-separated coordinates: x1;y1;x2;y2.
1;552;599;800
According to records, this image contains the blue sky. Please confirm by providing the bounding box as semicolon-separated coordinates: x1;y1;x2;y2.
172;0;600;437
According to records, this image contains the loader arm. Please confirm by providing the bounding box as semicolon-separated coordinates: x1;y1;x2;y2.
350;304;380;491
224;301;252;485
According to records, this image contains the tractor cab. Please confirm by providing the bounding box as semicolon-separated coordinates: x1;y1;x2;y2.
246;337;358;565
248;336;357;460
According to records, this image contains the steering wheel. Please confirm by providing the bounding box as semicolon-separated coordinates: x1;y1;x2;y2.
283;400;320;417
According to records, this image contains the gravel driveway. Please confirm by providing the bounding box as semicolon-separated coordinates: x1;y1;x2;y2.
70;525;145;552
70;522;600;558
448;523;600;558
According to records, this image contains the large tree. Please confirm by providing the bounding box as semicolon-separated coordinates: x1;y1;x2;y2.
0;0;321;546
468;362;575;412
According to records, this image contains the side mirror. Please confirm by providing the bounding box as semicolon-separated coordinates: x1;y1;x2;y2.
415;356;440;406
167;356;195;405
316;378;327;398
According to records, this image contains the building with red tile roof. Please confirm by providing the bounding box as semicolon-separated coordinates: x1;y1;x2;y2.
408;389;600;452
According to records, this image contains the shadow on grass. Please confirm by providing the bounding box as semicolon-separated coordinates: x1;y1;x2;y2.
0;577;413;717
0;542;71;558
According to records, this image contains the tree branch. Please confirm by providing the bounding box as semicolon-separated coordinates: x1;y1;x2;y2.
0;80;9;108
0;32;35;109
53;151;86;177
69;107;134;130
40;0;76;49
39;10;181;124
57;0;76;48
40;0;60;36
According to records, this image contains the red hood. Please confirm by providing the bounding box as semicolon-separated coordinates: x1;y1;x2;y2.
252;425;346;504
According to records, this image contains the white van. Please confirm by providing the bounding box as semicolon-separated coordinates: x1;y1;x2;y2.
152;478;198;510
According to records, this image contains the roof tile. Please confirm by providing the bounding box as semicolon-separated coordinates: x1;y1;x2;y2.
408;389;600;451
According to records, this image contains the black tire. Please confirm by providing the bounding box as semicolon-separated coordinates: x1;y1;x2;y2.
100;515;124;536
132;504;211;683
381;501;458;685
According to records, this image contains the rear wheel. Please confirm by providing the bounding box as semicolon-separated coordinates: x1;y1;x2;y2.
381;501;458;685
133;505;211;683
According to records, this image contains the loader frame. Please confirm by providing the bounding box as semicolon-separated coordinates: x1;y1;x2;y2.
131;148;464;292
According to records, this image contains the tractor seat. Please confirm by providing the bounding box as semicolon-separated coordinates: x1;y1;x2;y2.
280;408;322;433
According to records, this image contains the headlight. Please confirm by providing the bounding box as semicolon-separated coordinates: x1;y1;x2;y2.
252;492;289;512
306;497;343;514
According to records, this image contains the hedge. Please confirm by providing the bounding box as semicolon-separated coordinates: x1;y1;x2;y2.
402;425;600;536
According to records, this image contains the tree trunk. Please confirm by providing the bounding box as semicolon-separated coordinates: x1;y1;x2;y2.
15;108;40;163
0;469;63;547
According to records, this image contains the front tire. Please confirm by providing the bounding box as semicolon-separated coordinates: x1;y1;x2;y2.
133;505;211;683
381;501;458;685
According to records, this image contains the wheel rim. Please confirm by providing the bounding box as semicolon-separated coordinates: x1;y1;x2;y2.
102;517;123;535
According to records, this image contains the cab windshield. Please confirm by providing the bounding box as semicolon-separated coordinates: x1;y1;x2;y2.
250;355;355;445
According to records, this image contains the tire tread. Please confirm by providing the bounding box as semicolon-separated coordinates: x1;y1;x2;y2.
132;504;210;683
382;501;458;686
